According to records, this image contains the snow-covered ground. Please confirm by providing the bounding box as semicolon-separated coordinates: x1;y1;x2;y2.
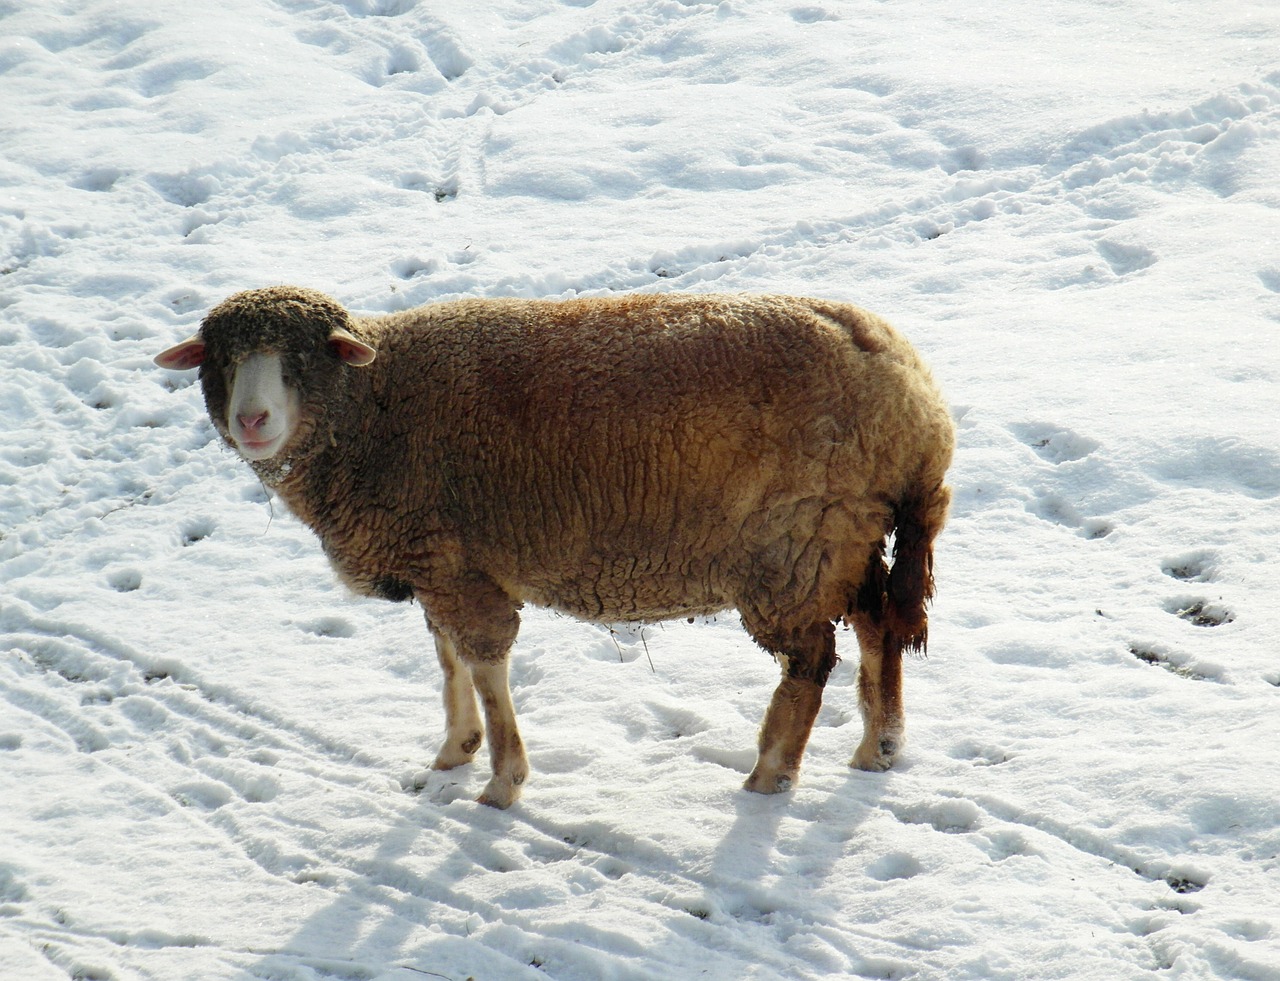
3;1;1279;978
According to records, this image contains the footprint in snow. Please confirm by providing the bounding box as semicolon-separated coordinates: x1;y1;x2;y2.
107;567;143;592
1027;490;1112;539
790;6;841;24
1014;424;1114;537
424;33;473;82
1129;644;1212;682
71;167;124;192
297;617;357;639
340;0;415;16
885;797;981;834
1096;239;1157;277
1161;550;1217;583
148;170;218;208
1163;597;1234;627
865;851;923;881
646;700;713;742
1011;422;1098;464
180;519;214;546
949;740;1011;767
981;829;1034;862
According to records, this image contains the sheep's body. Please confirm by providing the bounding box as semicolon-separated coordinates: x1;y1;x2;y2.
157;287;954;808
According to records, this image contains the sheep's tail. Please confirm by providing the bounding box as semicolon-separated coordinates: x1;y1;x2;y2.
855;483;951;656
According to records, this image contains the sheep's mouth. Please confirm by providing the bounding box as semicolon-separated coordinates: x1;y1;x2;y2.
232;432;287;461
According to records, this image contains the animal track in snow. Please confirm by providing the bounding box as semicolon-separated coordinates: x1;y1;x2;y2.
127;59;219;99
949;740;1012;767
71;167;125;192
645;699;713;741
1162;872;1207;895
884;797;982;834
422;32;473;82
148;170;218;208
1027;490;1112;539
339;0;416;16
1012;423;1115;538
865;852;923;881
179;518;214;546
1164;598;1234;628
1161;550;1217;583
1096;238;1157;277
398;170;459;201
391;247;474;281
937;790;1211;898
379;44;423;82
296;616;357;639
1011;423;1099;464
1129;644;1214;682
1223;918;1273;943
106;567;143;593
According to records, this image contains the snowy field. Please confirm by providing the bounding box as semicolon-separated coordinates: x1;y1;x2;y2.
3;1;1279;978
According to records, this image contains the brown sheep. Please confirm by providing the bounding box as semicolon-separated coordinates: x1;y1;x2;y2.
155;287;954;808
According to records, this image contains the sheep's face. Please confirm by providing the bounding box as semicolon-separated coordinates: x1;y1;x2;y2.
223;352;302;461
155;287;376;467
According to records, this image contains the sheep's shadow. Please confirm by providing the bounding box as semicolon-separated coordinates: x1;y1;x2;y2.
248;788;553;981
254;756;888;980
702;771;884;918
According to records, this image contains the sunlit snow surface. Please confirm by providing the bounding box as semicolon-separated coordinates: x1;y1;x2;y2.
2;1;1279;978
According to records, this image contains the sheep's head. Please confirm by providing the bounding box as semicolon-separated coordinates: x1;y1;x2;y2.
155;287;376;472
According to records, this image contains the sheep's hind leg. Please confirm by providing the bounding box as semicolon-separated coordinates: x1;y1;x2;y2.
849;612;905;771
468;658;529;809
429;629;483;771
744;622;836;795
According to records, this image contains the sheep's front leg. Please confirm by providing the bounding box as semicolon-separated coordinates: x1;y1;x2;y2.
849;613;905;771
420;576;526;807
468;658;529;809
430;629;484;771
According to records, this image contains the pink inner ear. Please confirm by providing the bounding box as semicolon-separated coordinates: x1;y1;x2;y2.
328;333;377;366
154;338;206;370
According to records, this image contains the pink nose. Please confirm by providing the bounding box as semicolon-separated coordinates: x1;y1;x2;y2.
238;411;269;433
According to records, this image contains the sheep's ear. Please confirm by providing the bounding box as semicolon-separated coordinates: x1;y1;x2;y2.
154;335;206;370
329;328;376;366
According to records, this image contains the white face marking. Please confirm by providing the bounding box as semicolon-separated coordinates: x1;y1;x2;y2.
226;353;300;461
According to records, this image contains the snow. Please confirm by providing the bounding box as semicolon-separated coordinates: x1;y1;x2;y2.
2;0;1278;978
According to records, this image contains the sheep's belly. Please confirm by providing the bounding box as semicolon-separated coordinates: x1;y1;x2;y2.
517;566;733;625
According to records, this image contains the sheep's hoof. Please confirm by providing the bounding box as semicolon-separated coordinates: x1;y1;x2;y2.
851;734;901;772
743;769;795;795
431;731;483;770
476;779;521;809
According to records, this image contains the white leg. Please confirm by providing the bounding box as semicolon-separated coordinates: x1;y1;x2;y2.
430;630;484;771
468;659;529;809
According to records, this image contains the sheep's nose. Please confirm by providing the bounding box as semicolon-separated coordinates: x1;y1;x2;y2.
238;411;269;432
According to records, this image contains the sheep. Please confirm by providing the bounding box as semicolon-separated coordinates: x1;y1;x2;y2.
155;286;954;808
